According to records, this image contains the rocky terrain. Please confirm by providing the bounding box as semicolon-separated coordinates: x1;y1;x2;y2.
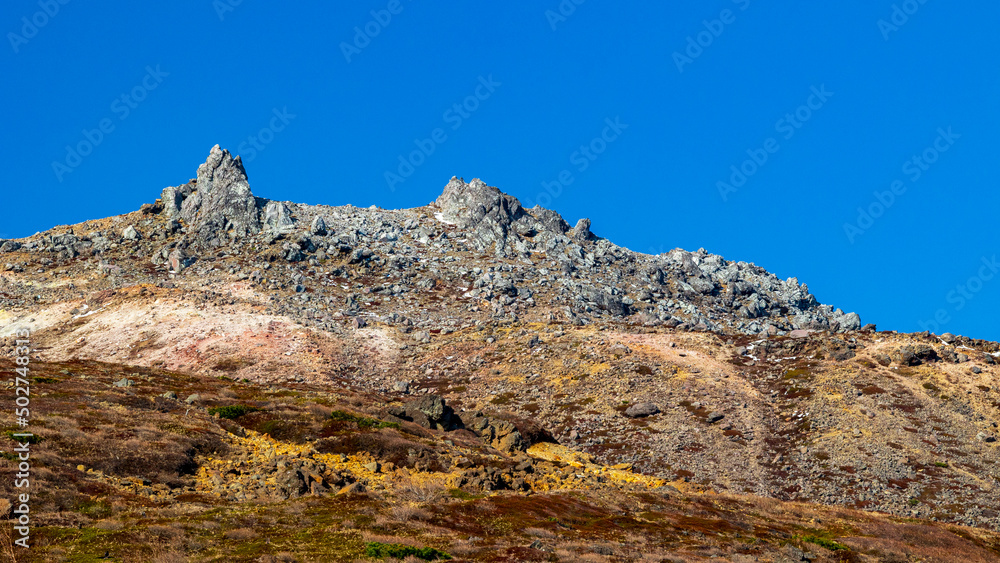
1;146;999;561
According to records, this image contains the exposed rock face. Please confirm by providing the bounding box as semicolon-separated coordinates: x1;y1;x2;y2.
178;145;262;241
458;410;526;452
435;177;528;257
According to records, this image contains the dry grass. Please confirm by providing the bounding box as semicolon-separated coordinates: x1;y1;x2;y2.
151;553;187;563
525;527;557;538
222;527;257;540
395;477;447;504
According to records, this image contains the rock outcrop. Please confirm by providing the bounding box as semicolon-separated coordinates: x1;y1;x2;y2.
173;145;263;243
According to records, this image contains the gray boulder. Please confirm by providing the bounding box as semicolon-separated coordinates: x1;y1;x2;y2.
121;226;141;241
310;215;328;236
624;402;660;418
569;218;593;241
167;247;189;272
263;201;295;233
160;182;195;218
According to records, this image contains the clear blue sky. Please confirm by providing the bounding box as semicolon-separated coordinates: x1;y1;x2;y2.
3;1;998;340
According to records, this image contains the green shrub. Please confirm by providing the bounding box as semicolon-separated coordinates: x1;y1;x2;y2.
934;461;948;468
329;410;399;429
5;431;42;444
207;405;261;419
800;534;847;551
447;488;482;501
363;541;452;560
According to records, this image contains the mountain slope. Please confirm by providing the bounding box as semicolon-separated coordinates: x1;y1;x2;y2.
1;146;999;562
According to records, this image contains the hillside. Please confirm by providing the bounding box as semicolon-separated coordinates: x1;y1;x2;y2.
1;146;999;562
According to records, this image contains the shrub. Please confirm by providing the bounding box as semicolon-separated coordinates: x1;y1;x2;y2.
363;541;452;560
329;410;399;429
207;405;261;419
800;534;848;551
447;488;482;501
5;431;43;444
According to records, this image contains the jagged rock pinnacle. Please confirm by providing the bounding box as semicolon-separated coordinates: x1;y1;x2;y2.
168;145;263;244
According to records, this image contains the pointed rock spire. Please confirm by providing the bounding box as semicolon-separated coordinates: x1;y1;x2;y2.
178;145;262;241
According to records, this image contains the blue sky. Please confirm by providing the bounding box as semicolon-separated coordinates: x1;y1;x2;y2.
2;1;998;340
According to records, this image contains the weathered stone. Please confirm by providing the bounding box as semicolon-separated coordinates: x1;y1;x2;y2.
310;215;328;236
122;226;141;241
569;217;593;241
263;201;295;233
337;482;366;495
624;402;660;418
168;247;188;272
275;467;307;498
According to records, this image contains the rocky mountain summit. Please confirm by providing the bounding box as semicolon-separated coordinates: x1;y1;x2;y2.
2;146;999;562
7;145;859;338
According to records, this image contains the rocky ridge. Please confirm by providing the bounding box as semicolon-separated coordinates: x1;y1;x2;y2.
2;146;860;338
